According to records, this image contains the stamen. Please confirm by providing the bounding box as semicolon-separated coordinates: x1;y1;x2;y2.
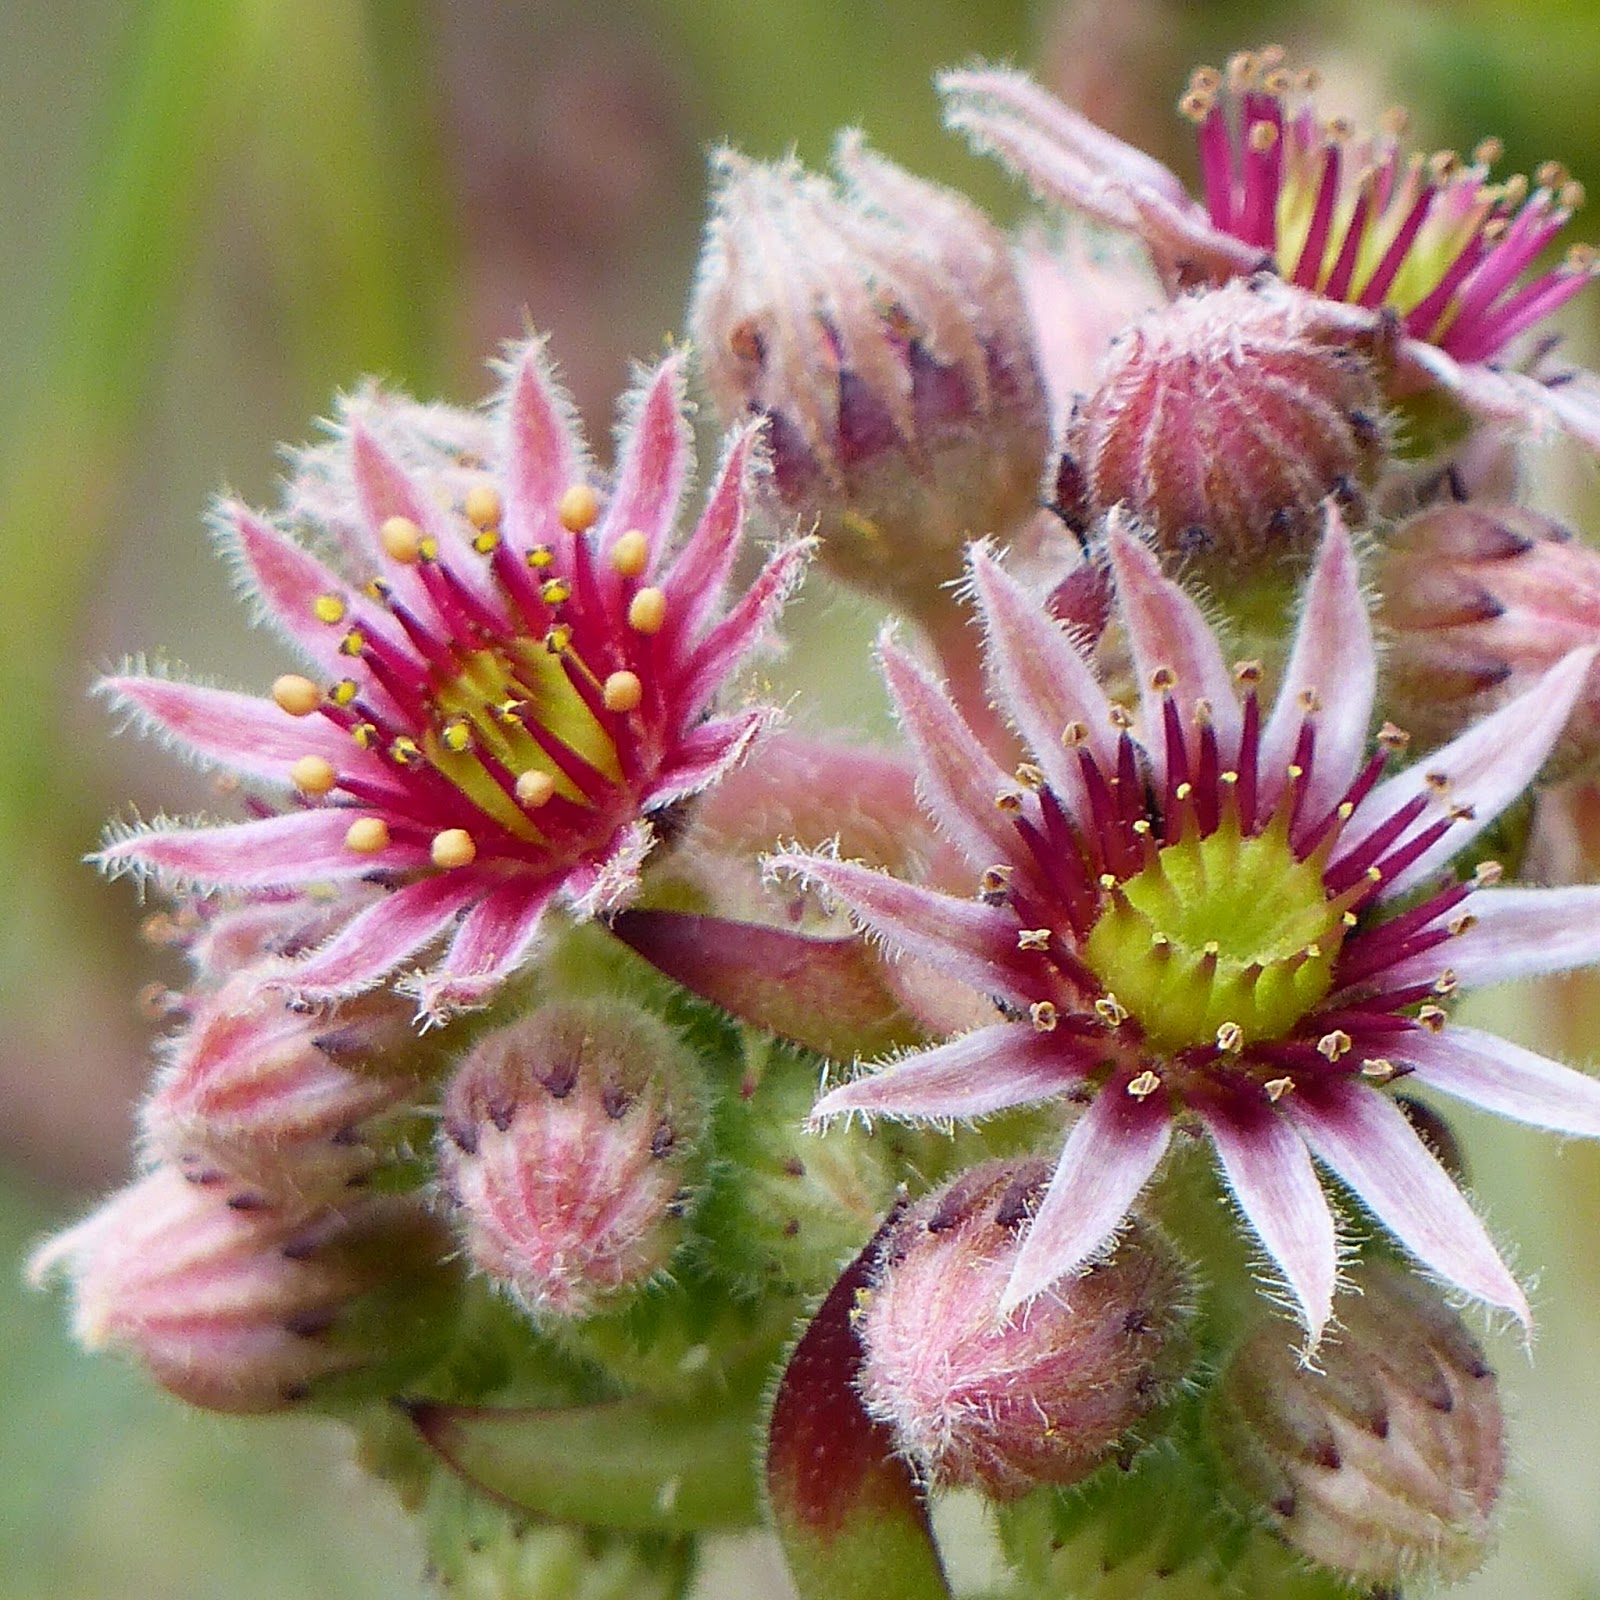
515;770;557;808
1216;1021;1244;1053
558;484;600;533
290;755;337;795
464;484;502;530
431;828;478;869
380;516;424;564
1017;928;1053;951
272;675;321;717
602;671;644;713
1030;1001;1059;1033
1127;1069;1161;1098
312;593;347;625
627;587;668;634
344;817;390;854
1264;1076;1294;1101
610;529;650;578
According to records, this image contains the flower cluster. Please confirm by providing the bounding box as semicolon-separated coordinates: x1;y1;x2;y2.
31;38;1600;1600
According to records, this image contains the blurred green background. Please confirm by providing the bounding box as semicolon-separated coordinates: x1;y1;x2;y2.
6;1;1600;1595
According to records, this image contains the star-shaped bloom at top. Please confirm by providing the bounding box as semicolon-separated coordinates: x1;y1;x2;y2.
99;341;809;1019
789;509;1600;1341
942;48;1600;450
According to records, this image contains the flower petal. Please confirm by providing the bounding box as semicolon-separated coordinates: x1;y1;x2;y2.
1385;884;1600;992
101;677;362;786
969;544;1117;825
812;1023;1087;1123
96;810;427;889
1000;1084;1172;1315
1400;1024;1600;1139
662;422;761;642
643;710;769;811
500;338;590;553
1200;1101;1338;1342
785;854;1040;1006
217;502;354;672
278;874;472;1000
412;880;557;1020
676;540;813;719
880;634;1024;876
1107;522;1241;781
1284;1080;1530;1326
1339;647;1596;897
597;354;692;579
1258;505;1376;825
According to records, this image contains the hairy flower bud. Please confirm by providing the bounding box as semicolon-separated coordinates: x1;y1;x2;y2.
28;1168;457;1413
142;973;430;1206
1059;278;1390;568
690;136;1049;615
437;1001;705;1318
1379;500;1600;766
1211;1261;1503;1585
856;1160;1194;1497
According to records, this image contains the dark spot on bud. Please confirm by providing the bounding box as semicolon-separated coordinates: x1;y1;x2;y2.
729;318;765;364
487;1098;515;1133
994;1168;1048;1230
226;1191;269;1212
284;1308;336;1339
1264;508;1294;538
1123;1307;1153;1336
783;1218;801;1237
649;1120;676;1158
1366;1405;1391;1439
281;1382;312;1403
1273;1492;1298;1519
666;1187;693;1218
541;1061;577;1099
280;1236;318;1262
329;1123;361;1147
782;1157;806;1179
601;1081;635;1120
445;1118;479;1155
1049;452;1092;534
1178;523;1214;554
1348;408;1383;447
1313;1439;1343;1471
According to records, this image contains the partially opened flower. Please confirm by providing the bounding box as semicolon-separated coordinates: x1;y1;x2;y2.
942;50;1600;448
789;508;1600;1341
97;343;809;1018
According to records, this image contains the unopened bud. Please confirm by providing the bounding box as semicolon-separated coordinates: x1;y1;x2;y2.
856;1160;1194;1497
1379;500;1600;766
1062;279;1390;570
142;974;429;1205
28;1168;457;1413
437;1001;705;1318
690;137;1049;616
1212;1260;1503;1585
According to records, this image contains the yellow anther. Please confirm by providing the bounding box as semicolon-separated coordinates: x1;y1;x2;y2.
1418;1005;1448;1033
1474;860;1503;887
1108;704;1134;730
1175;782;1193;802
472;528;501;556
610;528;650;578
1095;994;1129;1027
1179;89;1213;123
464;483;502;530
313;593;347;625
994;790;1023;814
380;515;423;563
1316;1029;1352;1062
431;828;477;869
1234;659;1263;685
418;536;439;562
332;678;359;706
364;578;390;602
1030;1001;1059;1033
339;630;366;658
1015;762;1045;791
1061;720;1088;748
494;698;526;725
272;674;321;717
1447;914;1477;937
541;578;572;606
1216;1022;1244;1053
1473;136;1504;167
558;483;600;533
527;545;554;569
290;754;337;795
441;719;473;753
1127;1070;1161;1099
1297;687;1322;714
545;624;572;653
352;722;378;748
1537;160;1569;190
628;586;668;635
1017;928;1052;952
390;736;422;766
1361;1057;1396;1079
1264;1076;1295;1102
1133;818;1152;835
1248;119;1279;153
603;670;644;713
1150;665;1177;693
1192;698;1213;727
344;817;390;854
1099;873;1118;891
1378;722;1410;749
1434;969;1460;996
515;769;557;808
980;864;1013;900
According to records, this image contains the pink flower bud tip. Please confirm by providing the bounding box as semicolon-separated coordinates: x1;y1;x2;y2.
28;1168;454;1413
437;1001;705;1318
855;1160;1193;1498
